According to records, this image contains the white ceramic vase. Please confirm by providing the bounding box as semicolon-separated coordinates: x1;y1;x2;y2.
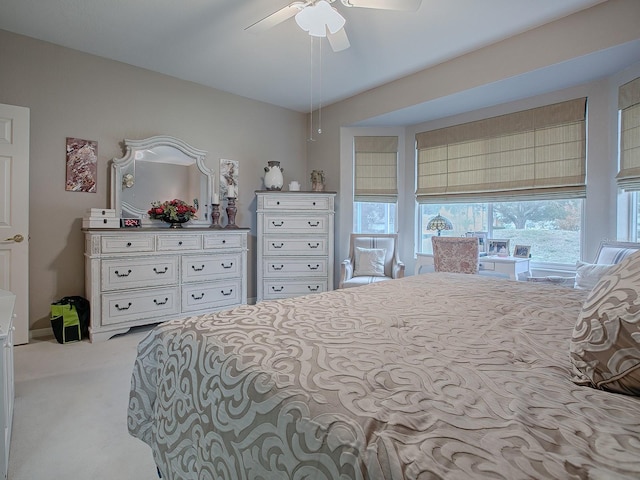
264;161;284;191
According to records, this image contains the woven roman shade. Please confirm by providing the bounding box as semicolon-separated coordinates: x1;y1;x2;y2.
617;77;640;191
354;136;398;202
415;98;587;203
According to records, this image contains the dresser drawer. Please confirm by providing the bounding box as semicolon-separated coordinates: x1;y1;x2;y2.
203;233;245;249
101;257;178;291
262;257;328;277
263;236;328;255
101;287;180;326
478;261;495;271
182;279;242;312
182;253;242;282
157;234;201;251
263;214;328;234
262;195;331;211
101;236;155;253
263;280;328;300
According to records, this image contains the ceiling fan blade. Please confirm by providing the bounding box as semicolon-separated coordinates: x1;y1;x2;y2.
340;0;422;11
245;2;305;33
327;27;350;52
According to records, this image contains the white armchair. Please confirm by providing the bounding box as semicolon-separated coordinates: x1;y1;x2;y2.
339;234;405;289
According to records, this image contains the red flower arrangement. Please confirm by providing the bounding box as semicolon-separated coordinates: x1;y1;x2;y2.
148;199;197;223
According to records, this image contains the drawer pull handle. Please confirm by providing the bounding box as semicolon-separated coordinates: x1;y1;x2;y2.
221;262;233;269
308;242;320;249
191;265;205;272
308;221;320;227
126;242;132;247
221;289;233;296
178;241;183;246
272;264;284;271
312;202;316;205
115;269;132;278
308;264;320;270
154;297;169;306
153;267;169;274
272;243;284;249
191;293;205;300
308;286;320;292
276;201;280;205
271;286;284;292
222;239;226;244
272;221;284;227
115;302;132;311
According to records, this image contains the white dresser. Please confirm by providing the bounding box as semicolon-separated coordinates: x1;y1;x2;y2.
256;191;336;302
0;290;15;480
84;228;249;342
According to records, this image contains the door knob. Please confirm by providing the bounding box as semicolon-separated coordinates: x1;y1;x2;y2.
4;234;24;243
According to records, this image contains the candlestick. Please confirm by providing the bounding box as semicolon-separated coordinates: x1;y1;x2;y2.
210;203;223;229
225;197;239;229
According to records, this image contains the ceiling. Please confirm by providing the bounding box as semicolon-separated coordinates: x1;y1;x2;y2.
1;0;636;124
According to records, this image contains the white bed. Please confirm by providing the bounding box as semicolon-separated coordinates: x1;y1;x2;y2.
128;263;640;479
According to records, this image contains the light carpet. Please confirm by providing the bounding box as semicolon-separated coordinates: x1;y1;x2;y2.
9;326;158;480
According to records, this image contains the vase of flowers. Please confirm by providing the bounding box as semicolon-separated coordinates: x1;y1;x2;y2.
148;199;197;228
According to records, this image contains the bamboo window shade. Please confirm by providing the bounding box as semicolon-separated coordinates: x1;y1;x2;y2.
415;98;587;203
617;77;640;191
354;136;398;202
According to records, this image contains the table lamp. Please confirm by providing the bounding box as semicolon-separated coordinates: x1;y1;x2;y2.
427;214;453;236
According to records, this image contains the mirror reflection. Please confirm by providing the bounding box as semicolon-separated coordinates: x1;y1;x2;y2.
111;136;213;227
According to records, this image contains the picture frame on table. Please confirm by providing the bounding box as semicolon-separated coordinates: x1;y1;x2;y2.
466;231;488;254
488;239;510;256
513;244;531;258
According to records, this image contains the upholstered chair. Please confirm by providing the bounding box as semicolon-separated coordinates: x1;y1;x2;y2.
431;236;479;274
339;234;405;289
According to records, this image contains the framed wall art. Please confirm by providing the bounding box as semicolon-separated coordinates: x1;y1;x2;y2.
219;158;239;198
66;137;97;193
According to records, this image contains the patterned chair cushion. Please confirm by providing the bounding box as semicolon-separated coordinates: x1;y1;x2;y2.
570;250;640;395
432;237;479;274
353;247;386;277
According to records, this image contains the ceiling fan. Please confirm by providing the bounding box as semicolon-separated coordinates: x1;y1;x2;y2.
246;0;422;52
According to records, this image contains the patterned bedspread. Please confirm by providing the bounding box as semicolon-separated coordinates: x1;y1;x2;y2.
128;273;640;479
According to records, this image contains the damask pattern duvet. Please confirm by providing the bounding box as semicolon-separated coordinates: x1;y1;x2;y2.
128;273;640;479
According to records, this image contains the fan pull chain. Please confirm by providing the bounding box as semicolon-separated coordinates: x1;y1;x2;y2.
317;39;322;135
308;36;315;142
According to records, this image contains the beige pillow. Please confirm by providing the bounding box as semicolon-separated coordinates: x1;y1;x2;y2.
574;261;613;290
353;247;386;277
570;250;640;395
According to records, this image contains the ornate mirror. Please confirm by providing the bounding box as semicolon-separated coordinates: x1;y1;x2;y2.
111;136;213;227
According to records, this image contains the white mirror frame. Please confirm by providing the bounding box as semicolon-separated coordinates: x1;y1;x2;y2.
111;136;213;227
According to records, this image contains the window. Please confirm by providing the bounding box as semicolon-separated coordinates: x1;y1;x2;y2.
419;199;582;263
415;98;587;264
354;201;396;234
617;77;640;239
353;136;398;234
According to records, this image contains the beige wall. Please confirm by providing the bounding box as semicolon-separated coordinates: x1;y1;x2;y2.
307;0;640;272
0;29;307;331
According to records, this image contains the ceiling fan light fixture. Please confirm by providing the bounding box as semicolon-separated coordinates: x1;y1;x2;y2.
295;0;346;37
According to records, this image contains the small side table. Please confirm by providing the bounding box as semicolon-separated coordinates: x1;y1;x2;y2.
415;253;530;280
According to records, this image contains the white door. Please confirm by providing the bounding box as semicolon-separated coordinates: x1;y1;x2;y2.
0;104;29;345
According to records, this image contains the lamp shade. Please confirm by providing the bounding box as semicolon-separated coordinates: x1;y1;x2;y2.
427;214;453;236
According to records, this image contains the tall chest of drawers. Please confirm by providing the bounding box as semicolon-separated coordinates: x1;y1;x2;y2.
256;191;336;302
84;228;248;342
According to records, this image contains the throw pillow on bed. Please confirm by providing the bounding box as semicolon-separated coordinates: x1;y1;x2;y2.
574;261;614;290
354;247;386;277
570;250;640;395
